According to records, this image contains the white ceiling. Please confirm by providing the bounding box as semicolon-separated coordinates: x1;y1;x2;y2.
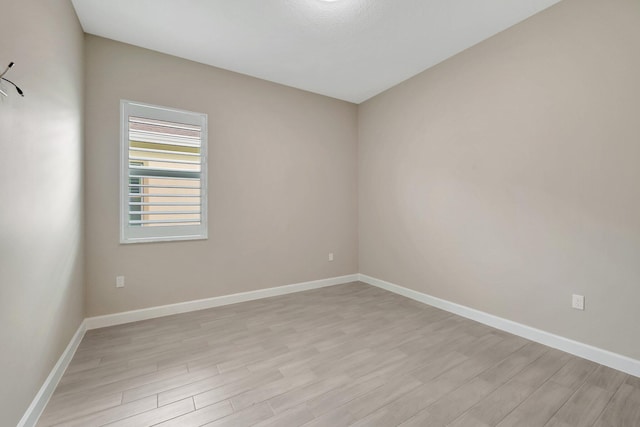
71;0;561;104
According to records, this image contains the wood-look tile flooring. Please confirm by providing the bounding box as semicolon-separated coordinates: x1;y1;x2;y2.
37;282;639;427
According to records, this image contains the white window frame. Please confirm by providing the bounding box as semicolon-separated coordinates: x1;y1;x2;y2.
120;100;208;244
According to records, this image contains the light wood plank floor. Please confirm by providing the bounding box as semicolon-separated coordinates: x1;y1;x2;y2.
37;282;639;427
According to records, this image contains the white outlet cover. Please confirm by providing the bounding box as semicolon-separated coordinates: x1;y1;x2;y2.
116;276;125;288
572;294;585;310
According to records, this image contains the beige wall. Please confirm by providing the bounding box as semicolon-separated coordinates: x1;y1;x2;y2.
0;1;85;425
84;36;358;316
359;0;640;359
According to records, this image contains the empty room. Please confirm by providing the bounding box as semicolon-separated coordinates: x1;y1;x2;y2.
2;0;639;426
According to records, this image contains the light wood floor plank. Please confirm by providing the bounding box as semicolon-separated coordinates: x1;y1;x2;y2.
592;376;640;427
36;282;639;427
37;392;123;426
202;402;274;427
121;365;219;403
192;369;284;409
153;400;233;427
157;366;251;407
102;397;194;427
52;395;157;427
253;404;315;427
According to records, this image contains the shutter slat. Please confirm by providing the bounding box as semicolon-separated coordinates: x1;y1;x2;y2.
130;117;199;132
129;155;201;165
130;147;200;157
129;219;201;225
129;211;201;216
129;202;201;206
128;174;199;182
128;193;200;198
129;184;201;190
129;168;200;179
130;132;200;147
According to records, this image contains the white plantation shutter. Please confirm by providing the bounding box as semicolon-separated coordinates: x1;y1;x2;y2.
121;101;208;243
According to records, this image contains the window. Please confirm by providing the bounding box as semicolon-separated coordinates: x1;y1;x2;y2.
120;100;208;243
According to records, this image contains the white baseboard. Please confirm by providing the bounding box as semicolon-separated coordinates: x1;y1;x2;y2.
359;274;640;378
85;274;359;330
17;320;87;427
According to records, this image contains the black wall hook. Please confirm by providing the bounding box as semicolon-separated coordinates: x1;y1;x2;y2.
1;62;25;97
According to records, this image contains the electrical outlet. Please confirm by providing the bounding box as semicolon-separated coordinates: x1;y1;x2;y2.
572;294;584;310
328;253;334;262
116;276;125;288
